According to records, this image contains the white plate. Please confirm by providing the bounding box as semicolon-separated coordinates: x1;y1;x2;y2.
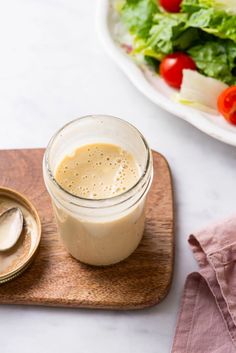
96;0;236;147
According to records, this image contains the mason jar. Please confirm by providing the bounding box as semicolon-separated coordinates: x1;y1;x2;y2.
43;115;153;266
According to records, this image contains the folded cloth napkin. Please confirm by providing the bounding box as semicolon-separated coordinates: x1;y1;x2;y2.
171;217;236;353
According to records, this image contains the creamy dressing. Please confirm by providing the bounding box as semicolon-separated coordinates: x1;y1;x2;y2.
55;143;140;199
53;143;145;266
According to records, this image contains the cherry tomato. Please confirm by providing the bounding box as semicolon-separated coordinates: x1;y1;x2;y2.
160;0;182;13
217;86;236;125
160;52;196;89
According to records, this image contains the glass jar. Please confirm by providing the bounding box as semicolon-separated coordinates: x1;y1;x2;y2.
43;115;153;266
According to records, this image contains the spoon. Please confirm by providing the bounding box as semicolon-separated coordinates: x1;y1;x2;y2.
0;207;24;251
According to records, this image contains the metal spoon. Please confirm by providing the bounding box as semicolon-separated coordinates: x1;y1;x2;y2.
0;207;24;251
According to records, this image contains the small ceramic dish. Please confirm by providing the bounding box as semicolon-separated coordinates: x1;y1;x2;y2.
0;187;41;284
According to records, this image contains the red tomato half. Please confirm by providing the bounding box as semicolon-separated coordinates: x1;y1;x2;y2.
217;86;236;125
160;52;196;89
160;0;182;13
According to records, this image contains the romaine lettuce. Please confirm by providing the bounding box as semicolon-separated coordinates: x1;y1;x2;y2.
188;40;236;84
182;0;236;14
120;0;236;85
120;0;159;39
187;7;236;43
181;0;207;14
147;13;199;54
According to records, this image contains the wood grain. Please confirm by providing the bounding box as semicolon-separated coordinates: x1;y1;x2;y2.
0;148;174;310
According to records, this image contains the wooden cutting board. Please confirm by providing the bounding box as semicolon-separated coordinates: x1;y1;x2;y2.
0;148;174;310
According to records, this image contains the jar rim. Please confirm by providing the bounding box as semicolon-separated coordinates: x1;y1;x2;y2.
44;115;152;209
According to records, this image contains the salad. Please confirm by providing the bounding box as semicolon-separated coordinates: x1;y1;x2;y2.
117;0;236;125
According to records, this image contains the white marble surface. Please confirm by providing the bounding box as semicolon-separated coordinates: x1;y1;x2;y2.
0;1;236;352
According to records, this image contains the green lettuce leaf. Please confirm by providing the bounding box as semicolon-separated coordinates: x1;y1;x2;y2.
181;0;236;42
188;8;236;42
147;13;199;54
120;0;159;39
182;0;236;14
133;12;200;58
119;0;236;85
181;0;207;14
188;40;236;84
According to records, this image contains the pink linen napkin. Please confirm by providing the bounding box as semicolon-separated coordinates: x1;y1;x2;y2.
171;217;236;353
